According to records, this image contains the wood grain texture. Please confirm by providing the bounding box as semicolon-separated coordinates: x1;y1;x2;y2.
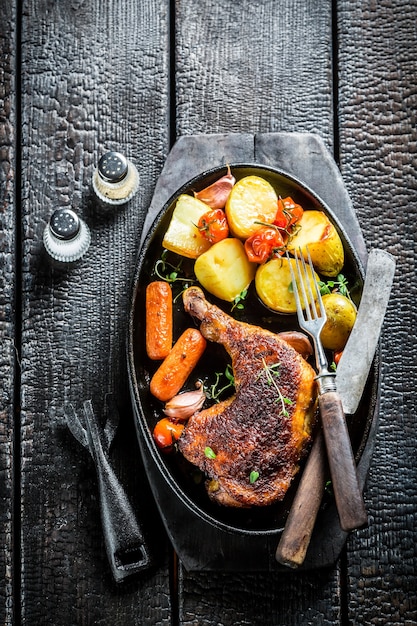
173;1;344;624
178;569;342;626
8;0;416;622
19;0;172;623
175;0;334;141
337;1;417;624
0;1;17;624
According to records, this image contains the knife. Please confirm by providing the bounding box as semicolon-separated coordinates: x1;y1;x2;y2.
275;248;396;568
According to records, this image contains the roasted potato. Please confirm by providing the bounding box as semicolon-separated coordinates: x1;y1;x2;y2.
255;257;319;314
194;238;256;302
162;194;212;259
225;175;278;239
287;210;344;276
320;293;357;351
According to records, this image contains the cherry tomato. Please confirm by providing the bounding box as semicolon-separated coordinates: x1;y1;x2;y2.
153;418;184;452
244;227;285;264
197;209;229;244
333;350;343;366
274;196;304;230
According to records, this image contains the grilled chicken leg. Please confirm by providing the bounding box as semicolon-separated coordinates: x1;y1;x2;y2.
179;287;317;507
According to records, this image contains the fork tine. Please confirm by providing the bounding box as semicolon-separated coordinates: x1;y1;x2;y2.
286;251;303;324
298;251;316;321
305;247;326;319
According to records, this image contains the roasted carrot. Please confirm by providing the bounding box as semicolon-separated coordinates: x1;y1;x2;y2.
146;281;173;360
150;328;207;402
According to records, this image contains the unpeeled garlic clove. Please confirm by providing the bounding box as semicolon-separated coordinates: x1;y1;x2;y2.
194;165;235;209
163;382;206;421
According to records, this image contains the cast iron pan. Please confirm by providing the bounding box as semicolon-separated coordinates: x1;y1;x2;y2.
127;164;378;570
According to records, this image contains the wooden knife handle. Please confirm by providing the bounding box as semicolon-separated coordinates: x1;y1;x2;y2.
319;391;368;532
275;431;326;568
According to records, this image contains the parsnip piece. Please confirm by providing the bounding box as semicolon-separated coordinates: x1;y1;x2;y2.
162;194;212;259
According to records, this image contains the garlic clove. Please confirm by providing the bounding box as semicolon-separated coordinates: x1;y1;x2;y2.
194;165;235;209
163;381;206;421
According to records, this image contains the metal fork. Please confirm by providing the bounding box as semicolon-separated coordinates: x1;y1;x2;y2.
287;249;367;532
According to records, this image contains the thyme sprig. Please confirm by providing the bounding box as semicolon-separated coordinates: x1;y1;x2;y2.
205;364;235;402
257;357;293;417
318;274;351;299
154;250;196;301
231;289;248;312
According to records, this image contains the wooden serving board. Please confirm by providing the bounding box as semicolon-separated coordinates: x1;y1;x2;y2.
133;132;378;572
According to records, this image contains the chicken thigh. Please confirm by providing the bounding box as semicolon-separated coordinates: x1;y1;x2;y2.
179;287;317;507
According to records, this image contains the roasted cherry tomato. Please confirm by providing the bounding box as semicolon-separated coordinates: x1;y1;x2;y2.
153;418;184;452
333;350;343;366
244;227;285;264
274;196;304;230
197;208;229;244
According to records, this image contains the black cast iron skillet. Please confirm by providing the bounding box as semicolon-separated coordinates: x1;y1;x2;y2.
127;164;378;570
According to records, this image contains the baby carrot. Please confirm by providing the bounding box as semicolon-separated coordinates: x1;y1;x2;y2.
146;281;173;360
150;328;207;402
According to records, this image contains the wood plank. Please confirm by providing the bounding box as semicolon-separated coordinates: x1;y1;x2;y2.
0;1;17;624
19;0;172;623
173;1;345;623
337;1;417;624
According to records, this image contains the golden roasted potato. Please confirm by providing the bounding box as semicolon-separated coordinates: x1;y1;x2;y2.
225;175;278;239
255;257;319;314
320;293;357;351
162;194;212;259
194;238;256;302
287;210;344;276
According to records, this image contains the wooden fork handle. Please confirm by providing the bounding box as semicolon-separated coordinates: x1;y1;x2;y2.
275;431;326;568
319;391;368;532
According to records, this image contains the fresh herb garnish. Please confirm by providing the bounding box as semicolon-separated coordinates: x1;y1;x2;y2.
154;250;197;301
249;470;260;484
319;274;351;299
325;479;333;496
231;288;248;312
205;364;235;402
204;446;217;459
257;357;293;417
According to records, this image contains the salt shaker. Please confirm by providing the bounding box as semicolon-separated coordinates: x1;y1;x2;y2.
92;151;139;206
43;208;91;263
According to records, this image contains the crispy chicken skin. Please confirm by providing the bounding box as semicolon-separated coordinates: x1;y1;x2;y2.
179;287;317;508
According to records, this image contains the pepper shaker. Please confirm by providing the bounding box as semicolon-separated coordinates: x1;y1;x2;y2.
92;151;139;206
43;208;91;263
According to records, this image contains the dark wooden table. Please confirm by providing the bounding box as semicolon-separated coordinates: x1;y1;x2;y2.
1;1;416;624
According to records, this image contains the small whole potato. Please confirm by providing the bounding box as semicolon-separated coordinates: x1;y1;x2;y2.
320;293;357;351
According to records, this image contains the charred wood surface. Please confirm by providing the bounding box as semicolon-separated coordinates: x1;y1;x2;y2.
0;0;415;624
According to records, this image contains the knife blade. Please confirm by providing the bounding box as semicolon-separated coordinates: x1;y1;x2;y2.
336;249;396;414
275;248;396;568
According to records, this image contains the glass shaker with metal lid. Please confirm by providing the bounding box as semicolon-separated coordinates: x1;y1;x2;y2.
43;208;91;263
92;151;139;206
